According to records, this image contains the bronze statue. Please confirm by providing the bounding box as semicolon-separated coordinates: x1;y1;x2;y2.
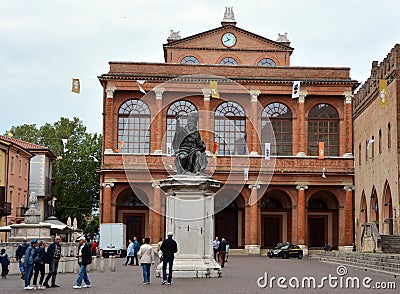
172;112;208;175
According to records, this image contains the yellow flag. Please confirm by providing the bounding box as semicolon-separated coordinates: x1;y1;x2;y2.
210;81;219;98
379;79;388;107
72;78;80;94
318;142;324;159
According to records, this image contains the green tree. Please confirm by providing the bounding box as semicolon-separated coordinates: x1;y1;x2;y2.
8;117;101;226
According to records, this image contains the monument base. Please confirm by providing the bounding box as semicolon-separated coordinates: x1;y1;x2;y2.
246;245;261;255
8;223;52;243
159;175;221;278
156;258;221;278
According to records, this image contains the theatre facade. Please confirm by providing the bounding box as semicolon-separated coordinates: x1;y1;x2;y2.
98;10;358;254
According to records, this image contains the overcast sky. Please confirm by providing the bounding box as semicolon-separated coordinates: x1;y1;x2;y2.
1;0;399;134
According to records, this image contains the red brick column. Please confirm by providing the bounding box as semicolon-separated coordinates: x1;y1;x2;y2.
244;204;251;246
154;87;164;153
344;185;354;246
248;184;260;245
101;182;114;223
152;183;161;243
250;90;261;155
344;93;353;156
297;94;306;156
202;88;211;151
104;85;116;152
296;185;308;244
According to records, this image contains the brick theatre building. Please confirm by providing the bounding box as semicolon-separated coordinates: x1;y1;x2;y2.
98;9;358;254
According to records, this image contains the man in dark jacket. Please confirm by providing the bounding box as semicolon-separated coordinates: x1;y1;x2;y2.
73;236;92;289
160;232;178;285
218;238;227;268
43;236;62;288
15;238;29;280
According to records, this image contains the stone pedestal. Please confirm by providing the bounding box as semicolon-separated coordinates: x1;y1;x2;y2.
156;175;221;278
8;223;52;243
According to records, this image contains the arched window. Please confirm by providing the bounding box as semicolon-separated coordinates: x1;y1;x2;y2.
258;58;276;67
358;143;362;166
308;104;339;156
214;101;246;155
118;99;150;153
388;123;391;149
262;102;292;156
379;129;382;154
166;100;197;151
181;56;200;64
219;57;238;65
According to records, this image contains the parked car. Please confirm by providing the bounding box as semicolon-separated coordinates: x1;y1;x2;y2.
267;243;303;259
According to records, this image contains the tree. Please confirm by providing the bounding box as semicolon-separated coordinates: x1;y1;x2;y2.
8;117;101;226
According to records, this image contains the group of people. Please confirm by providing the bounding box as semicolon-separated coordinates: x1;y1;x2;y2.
125;232;178;285
213;237;230;268
14;236;62;290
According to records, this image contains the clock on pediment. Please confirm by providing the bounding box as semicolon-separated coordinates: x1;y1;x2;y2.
221;32;236;47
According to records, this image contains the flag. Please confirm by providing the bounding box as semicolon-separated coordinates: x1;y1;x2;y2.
210;81;220;98
366;139;374;150
72;78;80;94
166;142;172;157
379;79;388;107
116;141;125;153
213;141;220;158
242;133;247;155
61;139;68;153
292;81;300;98
244;168;249;181
318;142;324;159
136;80;146;94
264;143;271;160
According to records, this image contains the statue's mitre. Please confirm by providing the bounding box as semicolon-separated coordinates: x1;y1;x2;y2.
188;111;199;122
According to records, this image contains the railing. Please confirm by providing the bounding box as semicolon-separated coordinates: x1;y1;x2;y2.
0;201;12;217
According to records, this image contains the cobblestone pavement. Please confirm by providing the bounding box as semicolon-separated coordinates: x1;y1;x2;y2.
0;256;398;294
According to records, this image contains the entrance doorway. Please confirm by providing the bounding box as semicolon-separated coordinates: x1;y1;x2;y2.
263;216;282;248
124;214;145;244
309;217;326;247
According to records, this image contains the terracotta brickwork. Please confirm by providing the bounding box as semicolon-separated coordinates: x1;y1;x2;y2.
353;44;400;248
99;18;357;251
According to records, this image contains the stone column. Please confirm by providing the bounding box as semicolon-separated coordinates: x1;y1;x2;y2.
296;92;307;156
344;185;354;249
343;92;353;157
151;183;161;243
202;88;212;152
296;185;308;245
248;184;260;254
153;87;164;154
101;182;114;223
250;90;261;155
104;85;116;153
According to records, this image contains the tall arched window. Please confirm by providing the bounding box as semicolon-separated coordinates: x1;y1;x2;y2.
181;56;200;64
379;129;382;154
308;104;339;156
118;99;150;153
166;100;197;151
219;57;238;65
262;102;292;156
214;101;246;155
258;58;276;67
388;123;391;149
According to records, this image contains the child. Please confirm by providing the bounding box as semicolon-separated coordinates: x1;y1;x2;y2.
0;248;10;279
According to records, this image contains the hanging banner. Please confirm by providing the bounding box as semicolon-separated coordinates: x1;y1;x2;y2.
318;142;325;159
264;143;271;160
71;78;80;94
136;80;146;94
244;168;249;181
61;139;68;153
292;81;300;98
379;79;388;107
210;80;220;98
166;142;172;157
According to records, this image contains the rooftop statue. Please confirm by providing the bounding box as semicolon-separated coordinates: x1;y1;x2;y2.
172;112;208;175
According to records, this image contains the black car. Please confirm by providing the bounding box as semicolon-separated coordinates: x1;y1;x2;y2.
267;243;303;259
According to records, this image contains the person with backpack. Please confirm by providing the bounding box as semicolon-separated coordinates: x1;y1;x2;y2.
0;248;10;279
32;241;47;290
15;238;29;280
73;236;92;289
43;236;62;288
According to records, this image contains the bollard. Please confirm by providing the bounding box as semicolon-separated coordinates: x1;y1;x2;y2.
109;255;116;272
100;256;105;273
91;256;97;271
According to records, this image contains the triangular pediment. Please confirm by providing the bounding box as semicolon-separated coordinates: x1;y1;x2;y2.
164;25;293;52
